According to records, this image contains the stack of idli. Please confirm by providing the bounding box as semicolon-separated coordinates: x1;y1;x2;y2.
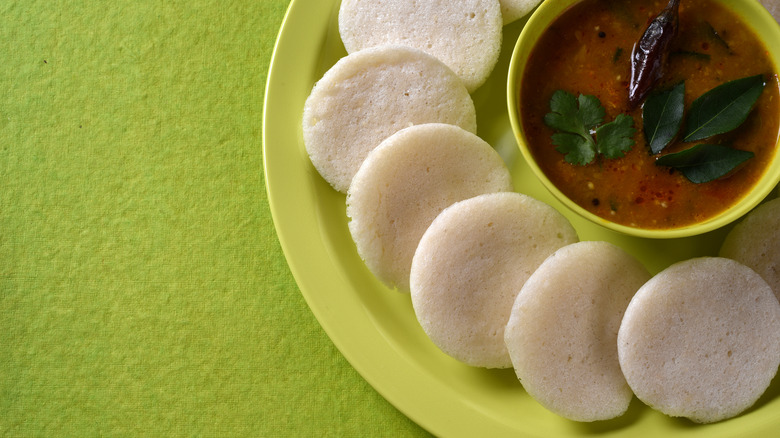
303;0;541;291
498;243;780;423
302;46;477;193
406;194;780;424
303;0;545;193
298;0;780;426
410;223;780;424
347;123;513;291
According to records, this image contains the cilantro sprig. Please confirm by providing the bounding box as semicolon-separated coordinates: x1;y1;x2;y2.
544;90;636;165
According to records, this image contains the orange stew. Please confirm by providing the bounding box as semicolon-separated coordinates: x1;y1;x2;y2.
520;0;780;229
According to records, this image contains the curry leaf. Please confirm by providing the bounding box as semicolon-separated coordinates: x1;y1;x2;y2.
644;81;685;154
683;75;766;142
655;144;754;183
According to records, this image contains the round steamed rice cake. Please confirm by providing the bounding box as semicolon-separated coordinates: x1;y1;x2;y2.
338;0;502;92
410;192;578;369
759;0;780;24
618;257;780;423
719;197;780;301
504;241;650;421
302;45;477;193
347;123;513;292
499;0;543;25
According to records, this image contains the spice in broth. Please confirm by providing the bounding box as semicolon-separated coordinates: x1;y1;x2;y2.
520;0;780;229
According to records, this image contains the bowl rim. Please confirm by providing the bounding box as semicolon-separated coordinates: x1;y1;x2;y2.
507;0;780;239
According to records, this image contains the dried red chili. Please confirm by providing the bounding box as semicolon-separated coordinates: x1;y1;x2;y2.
628;0;681;109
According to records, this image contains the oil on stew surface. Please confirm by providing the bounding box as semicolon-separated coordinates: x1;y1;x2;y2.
520;0;780;229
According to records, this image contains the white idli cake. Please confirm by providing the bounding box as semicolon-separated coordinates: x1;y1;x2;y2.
500;0;543;25
759;0;780;24
504;241;650;421
410;192;577;369
720;197;780;301
302;45;477;193
618;257;780;424
338;0;502;92
347;123;513;292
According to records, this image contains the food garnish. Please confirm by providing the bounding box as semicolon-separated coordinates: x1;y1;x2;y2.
547;74;766;183
544;90;636;165
643;81;685;154
522;0;778;228
682;74;766;142
628;0;681;109
641;75;766;182
704;21;732;54
612;47;624;63
655;143;754;183
670;50;710;61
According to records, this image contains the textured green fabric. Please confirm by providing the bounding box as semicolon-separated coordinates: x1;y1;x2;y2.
0;1;427;436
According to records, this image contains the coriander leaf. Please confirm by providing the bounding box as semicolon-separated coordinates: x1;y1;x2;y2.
552;132;596;165
643;81;685;154
544;90;604;136
544;91;608;165
683;75;766;142
544;91;637;165
655;143;754;183
544;90;583;134
596;113;636;159
577;94;607;130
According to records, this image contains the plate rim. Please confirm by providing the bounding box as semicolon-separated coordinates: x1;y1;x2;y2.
262;0;780;436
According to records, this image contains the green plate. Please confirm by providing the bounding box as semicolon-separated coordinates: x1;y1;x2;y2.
263;0;780;436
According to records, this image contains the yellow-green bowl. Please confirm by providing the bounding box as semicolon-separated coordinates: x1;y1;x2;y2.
507;0;780;239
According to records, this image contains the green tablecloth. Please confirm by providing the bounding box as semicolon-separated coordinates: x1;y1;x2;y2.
1;1;427;435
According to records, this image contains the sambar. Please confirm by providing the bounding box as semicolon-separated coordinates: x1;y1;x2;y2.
518;0;780;230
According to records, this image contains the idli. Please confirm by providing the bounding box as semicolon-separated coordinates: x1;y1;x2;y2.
759;0;780;24
720;197;780;301
410;192;578;369
302;45;477;193
504;241;650;421
500;0;543;25
338;0;502;92
618;257;780;424
347;123;513;292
